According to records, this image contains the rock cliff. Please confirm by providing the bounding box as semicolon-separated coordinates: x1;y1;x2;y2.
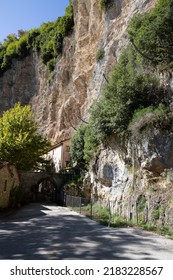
1;0;173;229
84;129;173;229
0;0;157;143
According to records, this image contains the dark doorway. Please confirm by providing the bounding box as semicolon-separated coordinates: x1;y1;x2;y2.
31;177;64;205
38;179;56;202
31;178;57;203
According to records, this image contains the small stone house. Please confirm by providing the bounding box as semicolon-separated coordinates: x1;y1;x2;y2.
0;163;20;208
45;139;71;172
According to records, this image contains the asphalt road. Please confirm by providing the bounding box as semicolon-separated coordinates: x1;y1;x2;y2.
0;203;173;260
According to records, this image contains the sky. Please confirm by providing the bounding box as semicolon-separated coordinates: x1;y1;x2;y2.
0;0;70;43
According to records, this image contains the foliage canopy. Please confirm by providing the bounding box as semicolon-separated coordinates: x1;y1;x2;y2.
89;47;166;139
128;0;173;69
0;103;50;170
0;2;73;75
70;123;101;168
70;126;86;168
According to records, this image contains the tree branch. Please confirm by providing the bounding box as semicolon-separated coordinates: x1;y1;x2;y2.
77;116;89;124
130;39;155;62
103;73;109;84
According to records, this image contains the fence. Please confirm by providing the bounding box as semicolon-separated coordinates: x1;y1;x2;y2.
65;195;118;227
65;195;148;227
65;195;90;209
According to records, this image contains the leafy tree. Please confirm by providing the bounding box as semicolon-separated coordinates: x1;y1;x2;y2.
17;29;26;38
128;0;173;68
40;40;54;64
16;35;29;58
96;48;105;62
26;28;40;51
0;103;50;170
4;34;17;45
1;41;18;70
53;32;63;55
0;1;74;74
70;124;101;167
90;47;164;138
83;124;101;162
70;126;86;168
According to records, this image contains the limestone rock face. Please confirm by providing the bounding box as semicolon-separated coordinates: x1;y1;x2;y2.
0;55;37;112
138;130;173;174
0;0;156;144
85;129;173;229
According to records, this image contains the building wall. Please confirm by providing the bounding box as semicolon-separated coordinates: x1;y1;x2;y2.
45;139;71;172
46;145;62;172
62;139;71;169
0;163;20;208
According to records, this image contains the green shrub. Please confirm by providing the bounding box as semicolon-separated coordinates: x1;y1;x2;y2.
84;124;101;162
1;41;17;69
128;0;173;69
47;58;56;72
0;2;74;74
70;123;101;167
99;0;112;10
26;29;40;50
54;32;63;55
70;126;87;168
40;40;54;64
96;48;105;62
90;47;165;138
92;202;109;217
152;206;166;221
152;208;160;220
129;104;167;135
137;195;147;212
16;35;29;58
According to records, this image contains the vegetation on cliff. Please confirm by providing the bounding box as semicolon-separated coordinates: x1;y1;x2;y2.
70;0;173;167
99;0;113;11
70;124;101;168
0;103;50;170
90;48;166;138
0;1;73;75
70;126;87;168
128;0;173;70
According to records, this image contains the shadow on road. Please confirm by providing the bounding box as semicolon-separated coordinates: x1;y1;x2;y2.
0;203;173;260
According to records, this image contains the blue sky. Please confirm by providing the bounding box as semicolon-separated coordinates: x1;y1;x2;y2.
0;0;70;43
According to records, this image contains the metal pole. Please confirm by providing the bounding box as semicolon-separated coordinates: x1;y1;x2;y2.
90;198;93;219
79;197;82;214
108;200;111;227
136;201;138;224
